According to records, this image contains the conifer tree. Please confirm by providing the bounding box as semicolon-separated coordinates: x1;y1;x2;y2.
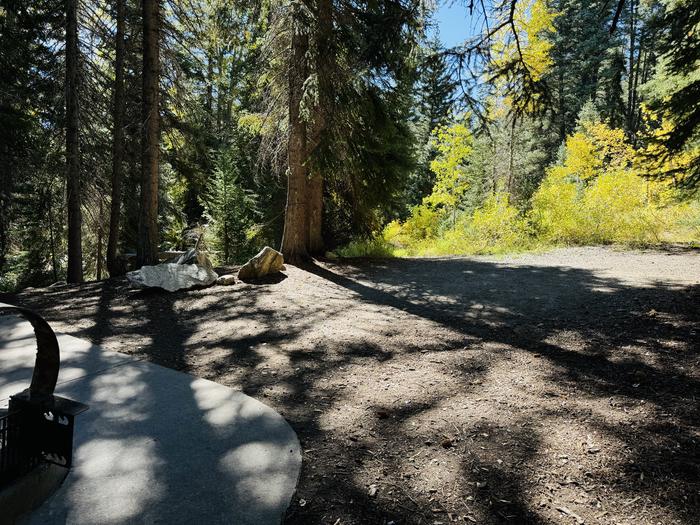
407;36;457;205
138;0;161;266
645;0;700;188
107;0;127;276
66;0;83;282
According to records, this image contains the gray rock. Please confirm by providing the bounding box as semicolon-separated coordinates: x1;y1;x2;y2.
237;247;285;280
174;248;197;265
175;249;214;270
194;251;215;271
127;263;218;292
216;274;236;286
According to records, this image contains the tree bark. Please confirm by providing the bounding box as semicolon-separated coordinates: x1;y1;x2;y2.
507;117;516;196
626;0;637;134
107;0;126;276
66;0;83;283
47;187;58;282
96;199;104;280
307;167;323;254
307;0;333;255
629;30;645;139
280;10;309;264
138;0;160;267
206;53;213;115
216;50;224;134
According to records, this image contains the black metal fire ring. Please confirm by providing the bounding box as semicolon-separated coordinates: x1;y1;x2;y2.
0;305;60;403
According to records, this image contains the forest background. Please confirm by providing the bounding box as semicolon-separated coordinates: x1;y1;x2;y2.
0;0;698;290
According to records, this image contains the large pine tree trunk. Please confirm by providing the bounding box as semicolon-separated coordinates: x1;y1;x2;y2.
96;199;104;280
107;0;126;276
1;189;7;272
138;0;160;267
307;168;323;254
307;0;333;255
626;0;637;134
66;0;83;283
47;189;58;282
280;11;309;264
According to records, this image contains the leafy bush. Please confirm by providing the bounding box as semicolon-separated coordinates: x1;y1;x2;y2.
530;117;697;246
333;237;395;258
0;255;24;292
467;192;532;250
398;205;442;242
370;191;532;256
409;192;533;255
336;112;699;259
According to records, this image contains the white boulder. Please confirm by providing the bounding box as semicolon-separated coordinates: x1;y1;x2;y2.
127;263;218;292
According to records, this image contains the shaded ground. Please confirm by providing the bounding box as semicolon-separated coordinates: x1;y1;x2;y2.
3;246;699;524
0;315;300;525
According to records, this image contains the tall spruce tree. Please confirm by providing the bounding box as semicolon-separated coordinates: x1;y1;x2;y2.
138;0;160;266
65;0;83;282
280;0;311;263
546;0;616;142
646;0;700;188
407;36;457;206
107;0;127;276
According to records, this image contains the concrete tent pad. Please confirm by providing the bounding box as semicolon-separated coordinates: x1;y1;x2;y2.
0;316;132;403
0;314;301;525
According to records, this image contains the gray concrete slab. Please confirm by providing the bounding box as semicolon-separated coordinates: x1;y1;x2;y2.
0;318;133;404
0;313;301;525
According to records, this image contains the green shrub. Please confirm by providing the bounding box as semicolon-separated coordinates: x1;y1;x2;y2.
334;237;396;258
530;167;697;246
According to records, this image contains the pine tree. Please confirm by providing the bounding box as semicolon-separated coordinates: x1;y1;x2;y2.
307;0;334;255
204;147;256;263
138;0;161;266
107;0;127;276
419;37;456;134
274;0;423;257
65;0;83;282
546;0;617;142
280;1;310;263
645;0;700;188
407;37;457;206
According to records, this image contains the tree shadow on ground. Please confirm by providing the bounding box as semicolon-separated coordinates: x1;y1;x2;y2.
7;254;700;524
0;310;299;524
291;258;699;523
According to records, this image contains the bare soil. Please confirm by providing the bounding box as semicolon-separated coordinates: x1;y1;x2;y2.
3;246;699;524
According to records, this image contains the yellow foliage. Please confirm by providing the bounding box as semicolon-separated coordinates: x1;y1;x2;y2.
382;192;532;256
558;122;634;182
518;0;556;81
531;118;697;245
397;205;442;243
461;192;531;251
560;132;599;181
492;0;556;82
636;105;700;184
335;116;699;260
425;124;473;209
532;167;680;244
529;169;582;242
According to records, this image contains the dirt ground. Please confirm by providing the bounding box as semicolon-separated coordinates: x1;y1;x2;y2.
3;246;699;524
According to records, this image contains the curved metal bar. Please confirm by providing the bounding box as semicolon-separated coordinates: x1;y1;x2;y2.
0;305;59;402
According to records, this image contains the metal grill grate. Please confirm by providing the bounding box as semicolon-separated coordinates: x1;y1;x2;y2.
0;409;42;488
1;305;87;490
